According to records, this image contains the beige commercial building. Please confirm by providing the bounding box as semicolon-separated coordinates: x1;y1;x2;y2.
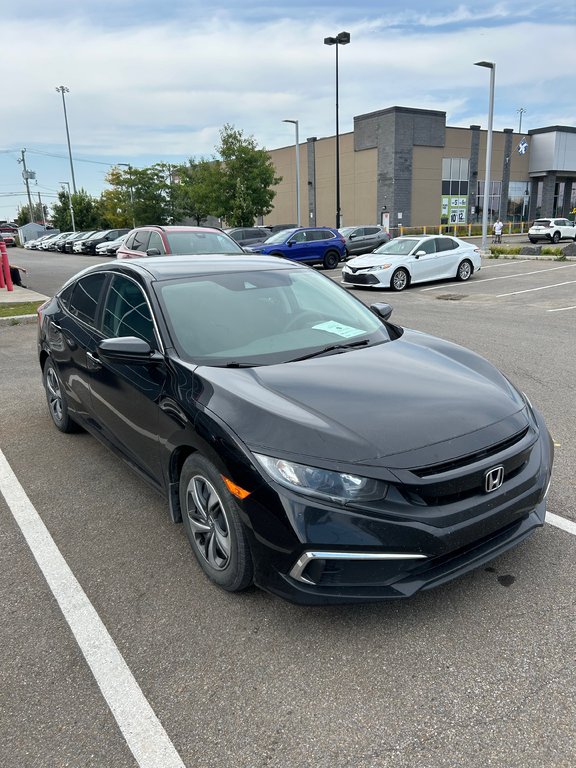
263;106;576;232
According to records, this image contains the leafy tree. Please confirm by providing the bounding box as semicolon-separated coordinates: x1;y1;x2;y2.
171;159;220;225
211;124;281;227
51;188;102;231
15;202;46;227
102;165;171;227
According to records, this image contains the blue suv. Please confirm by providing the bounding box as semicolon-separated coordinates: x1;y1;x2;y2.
246;227;346;269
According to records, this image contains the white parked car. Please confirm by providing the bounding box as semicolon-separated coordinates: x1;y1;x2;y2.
528;217;576;244
342;235;481;291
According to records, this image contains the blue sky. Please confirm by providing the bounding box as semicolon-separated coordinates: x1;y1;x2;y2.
1;0;574;221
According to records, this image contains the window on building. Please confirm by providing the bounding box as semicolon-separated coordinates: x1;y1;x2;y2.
507;181;530;223
553;181;566;217
441;158;469;224
476;180;502;223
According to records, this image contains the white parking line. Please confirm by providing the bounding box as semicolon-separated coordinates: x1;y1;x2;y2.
0;450;186;768
547;512;576;537
496;280;576;298
420;263;576;291
480;260;529;269
547;305;576;313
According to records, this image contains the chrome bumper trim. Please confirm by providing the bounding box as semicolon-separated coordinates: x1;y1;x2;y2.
289;550;427;585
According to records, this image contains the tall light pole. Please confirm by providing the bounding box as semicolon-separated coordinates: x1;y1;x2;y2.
117;163;136;227
55;86;77;194
324;31;350;229
282;119;301;226
475;61;495;251
517;107;526;134
60;181;76;232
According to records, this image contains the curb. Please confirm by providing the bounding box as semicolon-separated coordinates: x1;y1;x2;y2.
0;313;38;327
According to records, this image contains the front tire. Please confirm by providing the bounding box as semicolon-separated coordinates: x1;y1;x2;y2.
180;455;253;592
456;259;473;281
391;268;409;291
322;250;340;270
43;359;81;433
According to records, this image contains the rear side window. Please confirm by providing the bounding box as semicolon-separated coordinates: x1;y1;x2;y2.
132;230;151;252
67;274;107;326
436;237;458;252
317;230;335;241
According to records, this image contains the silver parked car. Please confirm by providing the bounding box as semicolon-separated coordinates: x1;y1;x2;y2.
339;225;391;257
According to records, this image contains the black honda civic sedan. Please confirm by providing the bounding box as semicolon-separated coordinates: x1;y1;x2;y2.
37;255;554;604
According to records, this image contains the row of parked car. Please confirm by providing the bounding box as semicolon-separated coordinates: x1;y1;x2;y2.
24;228;130;255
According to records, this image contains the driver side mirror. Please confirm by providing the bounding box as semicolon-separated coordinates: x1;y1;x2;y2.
369;303;393;321
415;250;426;257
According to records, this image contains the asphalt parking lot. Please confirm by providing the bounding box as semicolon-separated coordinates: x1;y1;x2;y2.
1;252;575;767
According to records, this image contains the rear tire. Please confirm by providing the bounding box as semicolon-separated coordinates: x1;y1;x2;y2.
391;268;409;291
322;250;340;270
456;259;473;281
43;359;81;433
180;454;253;592
528;237;538;244
552;231;561;244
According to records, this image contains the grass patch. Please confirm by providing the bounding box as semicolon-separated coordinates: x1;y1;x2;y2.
540;247;564;257
0;301;43;318
488;246;522;257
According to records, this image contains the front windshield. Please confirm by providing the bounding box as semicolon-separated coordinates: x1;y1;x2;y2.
88;230;111;241
165;231;244;254
373;238;421;256
156;267;391;366
263;229;297;244
338;227;355;236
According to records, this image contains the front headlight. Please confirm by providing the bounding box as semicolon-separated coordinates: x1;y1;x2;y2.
368;263;392;271
254;454;388;505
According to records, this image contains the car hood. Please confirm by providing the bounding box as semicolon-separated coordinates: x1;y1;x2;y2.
192;329;529;470
346;252;409;267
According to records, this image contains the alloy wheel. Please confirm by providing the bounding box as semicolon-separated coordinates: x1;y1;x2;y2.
185;475;231;570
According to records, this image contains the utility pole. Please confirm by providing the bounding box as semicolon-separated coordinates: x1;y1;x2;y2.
19;149;35;223
37;191;47;228
55;86;77;194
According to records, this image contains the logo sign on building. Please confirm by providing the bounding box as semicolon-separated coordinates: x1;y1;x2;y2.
517;138;528;155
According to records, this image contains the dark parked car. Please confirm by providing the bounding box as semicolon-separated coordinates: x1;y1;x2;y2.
339;225;391;256
81;229;130;255
225;227;271;247
116;225;244;258
246;227;347;269
62;231;94;253
37;254;553;605
46;232;73;251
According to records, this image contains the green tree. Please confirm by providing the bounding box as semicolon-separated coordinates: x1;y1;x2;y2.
211;124;281;227
102;165;171;227
51;189;102;231
171;159;220;225
15;202;46;227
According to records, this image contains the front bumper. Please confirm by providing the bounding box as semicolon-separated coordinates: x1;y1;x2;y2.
243;415;553;605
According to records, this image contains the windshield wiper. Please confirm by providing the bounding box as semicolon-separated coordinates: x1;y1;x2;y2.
288;338;371;363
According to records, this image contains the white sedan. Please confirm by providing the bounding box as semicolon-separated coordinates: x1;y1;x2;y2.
341;235;481;291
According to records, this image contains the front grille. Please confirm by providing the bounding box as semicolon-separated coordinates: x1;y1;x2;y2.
343;272;378;285
413;426;530;477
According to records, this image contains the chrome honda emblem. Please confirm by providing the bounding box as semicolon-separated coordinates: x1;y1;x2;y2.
485;466;504;493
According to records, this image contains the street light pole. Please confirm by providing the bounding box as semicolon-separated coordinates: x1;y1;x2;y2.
60;181;76;232
517;107;526;134
475;61;495;252
324;31;350;229
282;120;301;227
55;86;77;194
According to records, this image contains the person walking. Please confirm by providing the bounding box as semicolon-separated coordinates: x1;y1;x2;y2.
493;218;504;244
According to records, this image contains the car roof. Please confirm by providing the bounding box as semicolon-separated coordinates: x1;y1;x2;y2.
64;254;306;286
133;225;223;233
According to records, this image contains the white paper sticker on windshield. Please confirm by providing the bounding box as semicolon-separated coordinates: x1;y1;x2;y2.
312;321;365;338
